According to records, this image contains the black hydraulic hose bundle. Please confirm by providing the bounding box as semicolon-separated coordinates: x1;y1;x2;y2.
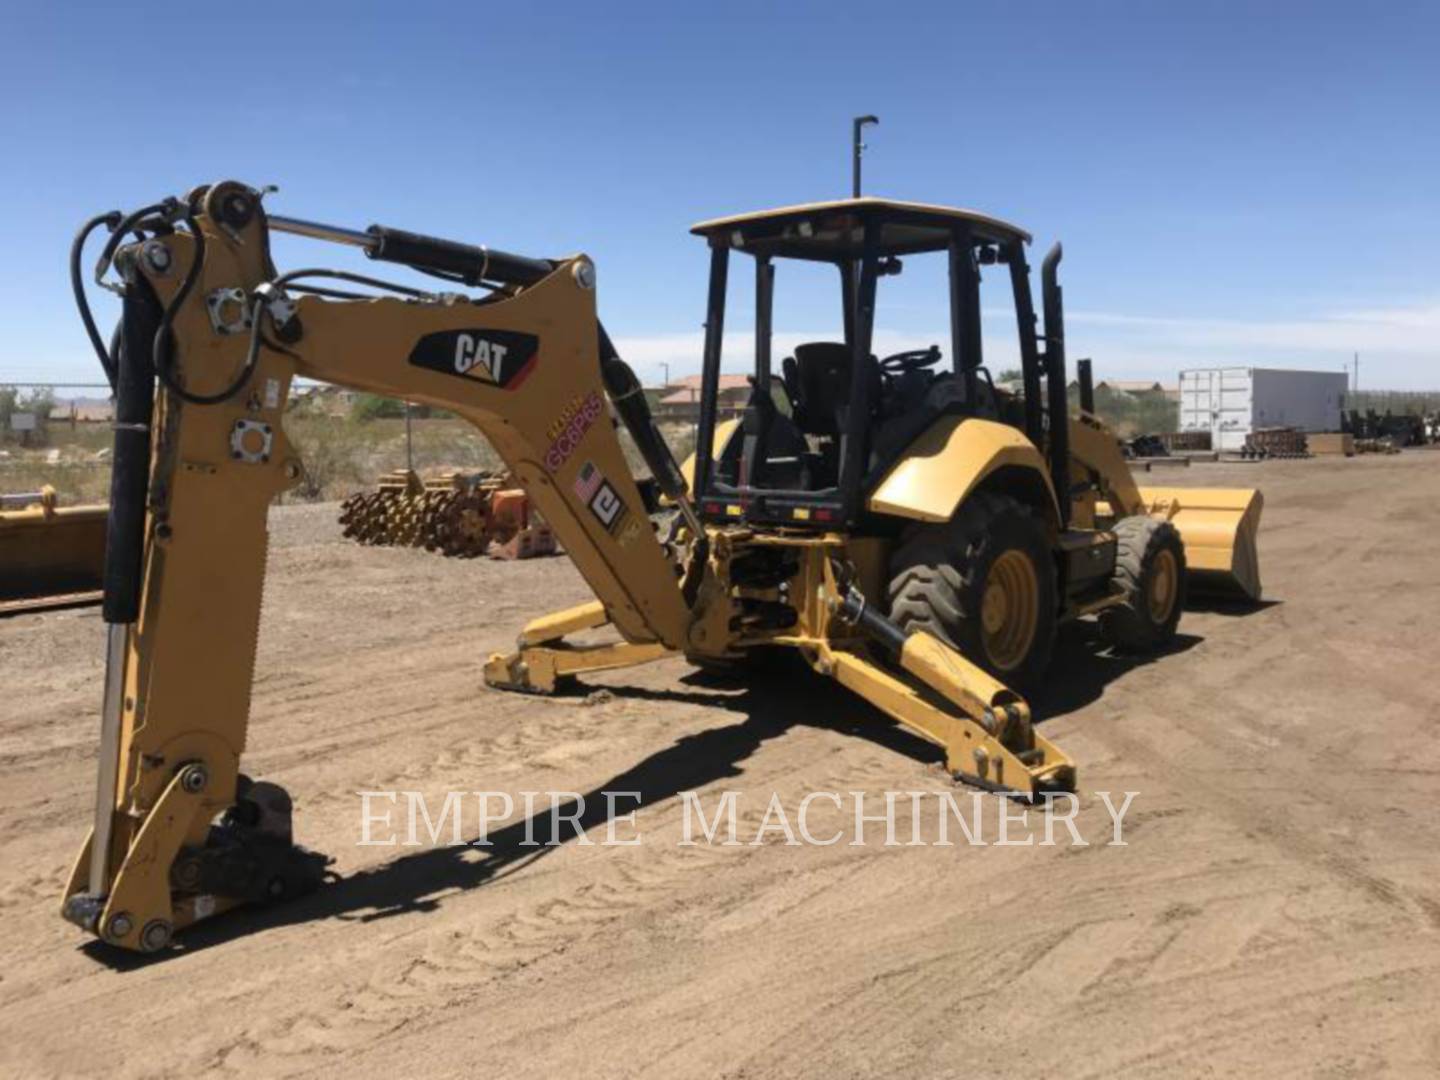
151;205;263;407
72;195;238;622
69;202;167;622
70;211;123;388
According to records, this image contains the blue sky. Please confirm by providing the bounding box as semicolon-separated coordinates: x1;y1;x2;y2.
3;0;1436;388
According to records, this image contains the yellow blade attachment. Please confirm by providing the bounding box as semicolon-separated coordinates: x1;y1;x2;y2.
1138;486;1264;601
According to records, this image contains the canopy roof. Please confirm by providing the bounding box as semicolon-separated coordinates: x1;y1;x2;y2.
690;197;1031;260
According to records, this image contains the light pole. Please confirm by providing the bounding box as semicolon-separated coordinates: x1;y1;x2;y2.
659;361;670;389
403;400;414;473
852;115;878;198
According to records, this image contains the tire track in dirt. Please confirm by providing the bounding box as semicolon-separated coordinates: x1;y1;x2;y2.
195;718;914;1071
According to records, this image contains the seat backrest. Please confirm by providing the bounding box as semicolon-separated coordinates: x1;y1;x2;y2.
791;342;853;436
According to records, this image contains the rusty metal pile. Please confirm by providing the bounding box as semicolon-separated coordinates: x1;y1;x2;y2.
1158;430;1213;452
1343;408;1428;448
1242;427;1311;459
1354;437;1403;455
338;469;557;559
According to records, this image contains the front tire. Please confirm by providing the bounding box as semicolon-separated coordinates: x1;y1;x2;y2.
887;493;1058;691
1099;516;1186;652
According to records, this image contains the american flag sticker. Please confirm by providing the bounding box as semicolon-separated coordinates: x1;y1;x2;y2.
573;460;603;502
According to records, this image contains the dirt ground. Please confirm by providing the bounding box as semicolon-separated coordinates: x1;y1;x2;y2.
1;452;1438;1078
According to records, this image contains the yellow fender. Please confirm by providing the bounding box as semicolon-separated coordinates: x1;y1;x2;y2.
868;416;1060;525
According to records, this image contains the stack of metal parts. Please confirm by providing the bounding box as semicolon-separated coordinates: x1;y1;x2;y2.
1355;437;1402;455
339;469;557;559
1343;409;1427;448
1158;430;1213;452
1125;433;1170;459
1242;427;1311;459
0;487;107;615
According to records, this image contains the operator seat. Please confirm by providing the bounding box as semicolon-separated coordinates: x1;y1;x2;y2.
788;342;857;436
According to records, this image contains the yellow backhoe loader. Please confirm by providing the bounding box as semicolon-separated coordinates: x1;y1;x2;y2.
59;182;1261;952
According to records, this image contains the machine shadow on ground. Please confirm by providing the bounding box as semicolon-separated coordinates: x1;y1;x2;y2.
1184;596;1282;617
79;605;1264;969
82;671;835;968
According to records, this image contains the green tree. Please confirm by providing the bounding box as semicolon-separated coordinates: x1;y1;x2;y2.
0;386;56;445
349;393;408;421
25;387;55;423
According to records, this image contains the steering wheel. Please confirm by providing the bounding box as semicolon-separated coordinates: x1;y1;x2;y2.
878;345;942;374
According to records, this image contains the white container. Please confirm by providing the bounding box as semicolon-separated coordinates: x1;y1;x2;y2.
1179;367;1349;450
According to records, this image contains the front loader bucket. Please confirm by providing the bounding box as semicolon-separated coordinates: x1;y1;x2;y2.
1139;486;1264;602
0;489;107;613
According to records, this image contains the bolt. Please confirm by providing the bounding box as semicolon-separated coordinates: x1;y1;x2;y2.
179;763;208;794
172;856;203;891
139;919;173;952
142;241;172;274
106;912;133;940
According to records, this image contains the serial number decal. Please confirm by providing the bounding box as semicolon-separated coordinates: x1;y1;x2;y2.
407;329;540;390
544;391;604;473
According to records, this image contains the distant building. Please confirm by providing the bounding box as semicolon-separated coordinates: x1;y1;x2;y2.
1088;379;1167;398
1066;378;1176;400
653;374;751;421
1179;367;1349;450
55;396;114;423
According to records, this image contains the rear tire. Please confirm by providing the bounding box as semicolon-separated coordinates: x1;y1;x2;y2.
1099;516;1186;653
887;493;1057;691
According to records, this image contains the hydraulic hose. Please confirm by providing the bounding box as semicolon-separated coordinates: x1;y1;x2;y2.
151;207;264;406
70;211;123;388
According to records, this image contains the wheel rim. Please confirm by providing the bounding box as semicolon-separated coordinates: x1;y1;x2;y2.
979;550;1039;671
1147;548;1178;622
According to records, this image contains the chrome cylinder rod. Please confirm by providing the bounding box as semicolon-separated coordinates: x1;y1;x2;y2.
267;214;377;251
88;623;129;896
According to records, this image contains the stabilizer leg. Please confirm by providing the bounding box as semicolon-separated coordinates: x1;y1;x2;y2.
486;600;674;693
818;584;1075;797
